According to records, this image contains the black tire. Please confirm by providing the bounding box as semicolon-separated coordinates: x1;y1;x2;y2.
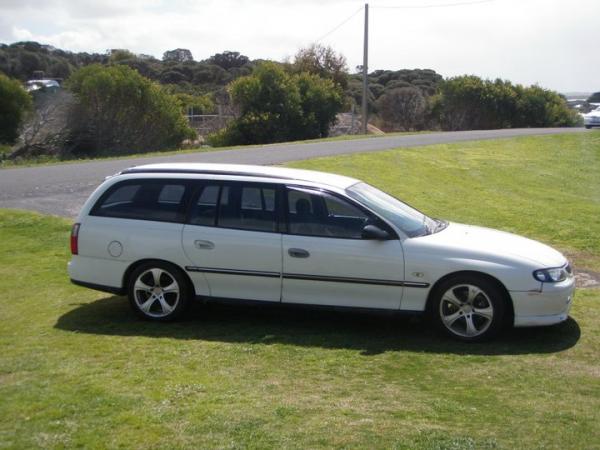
127;261;191;321
585;125;592;129
429;274;506;342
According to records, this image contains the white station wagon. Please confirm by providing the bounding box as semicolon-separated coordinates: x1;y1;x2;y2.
69;163;575;341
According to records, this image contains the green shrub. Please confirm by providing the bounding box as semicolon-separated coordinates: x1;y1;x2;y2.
67;64;195;155
0;72;32;143
436;75;579;130
212;62;343;146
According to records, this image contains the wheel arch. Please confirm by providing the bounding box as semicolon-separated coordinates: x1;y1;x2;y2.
425;270;514;325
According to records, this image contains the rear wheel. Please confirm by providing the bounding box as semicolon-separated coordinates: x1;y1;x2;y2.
127;262;190;321
431;275;506;342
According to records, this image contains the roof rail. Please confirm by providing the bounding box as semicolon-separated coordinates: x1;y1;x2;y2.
119;167;289;180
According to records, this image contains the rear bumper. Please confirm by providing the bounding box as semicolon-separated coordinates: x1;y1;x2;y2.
511;277;575;327
68;256;128;291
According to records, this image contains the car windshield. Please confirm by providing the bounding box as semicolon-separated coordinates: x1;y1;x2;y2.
346;182;437;237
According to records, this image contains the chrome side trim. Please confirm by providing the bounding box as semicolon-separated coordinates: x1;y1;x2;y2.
185;266;430;288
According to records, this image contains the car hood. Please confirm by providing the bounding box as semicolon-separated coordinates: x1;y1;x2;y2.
584;110;600;117
422;222;566;268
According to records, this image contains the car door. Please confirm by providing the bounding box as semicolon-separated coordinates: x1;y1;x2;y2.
182;181;283;302
281;186;405;310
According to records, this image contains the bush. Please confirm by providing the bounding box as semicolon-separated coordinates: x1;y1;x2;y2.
67;64;195;155
376;87;426;131
0;72;32;143
210;62;343;146
436;75;579;130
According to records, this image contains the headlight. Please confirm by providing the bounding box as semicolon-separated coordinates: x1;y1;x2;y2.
533;265;571;283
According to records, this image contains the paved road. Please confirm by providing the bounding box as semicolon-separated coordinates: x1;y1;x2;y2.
0;128;587;218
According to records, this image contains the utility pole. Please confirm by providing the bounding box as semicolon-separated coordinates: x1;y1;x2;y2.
361;3;369;134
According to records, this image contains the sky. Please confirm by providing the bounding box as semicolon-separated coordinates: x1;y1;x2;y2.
0;0;597;93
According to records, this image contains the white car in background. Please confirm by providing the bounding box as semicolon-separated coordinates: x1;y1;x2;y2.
584;106;600;129
68;164;575;342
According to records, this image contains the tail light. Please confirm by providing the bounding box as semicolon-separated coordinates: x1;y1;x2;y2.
70;223;80;255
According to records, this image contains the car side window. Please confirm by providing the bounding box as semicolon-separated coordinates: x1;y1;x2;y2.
188;183;279;233
188;184;220;226
286;188;370;239
219;184;278;232
92;180;190;223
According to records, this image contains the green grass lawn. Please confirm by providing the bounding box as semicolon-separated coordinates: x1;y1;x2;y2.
1;133;599;449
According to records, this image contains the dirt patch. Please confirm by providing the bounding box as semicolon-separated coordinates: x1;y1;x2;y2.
575;269;600;288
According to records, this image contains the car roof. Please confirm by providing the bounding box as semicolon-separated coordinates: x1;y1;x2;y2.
120;163;360;190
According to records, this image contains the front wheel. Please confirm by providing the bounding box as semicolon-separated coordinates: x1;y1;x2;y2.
127;262;190;321
430;275;506;342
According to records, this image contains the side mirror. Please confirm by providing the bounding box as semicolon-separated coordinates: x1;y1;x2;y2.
361;224;390;240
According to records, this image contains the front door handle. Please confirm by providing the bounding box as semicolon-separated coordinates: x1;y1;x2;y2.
194;240;215;250
288;248;310;258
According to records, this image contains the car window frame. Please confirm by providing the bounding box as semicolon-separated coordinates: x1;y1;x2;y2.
89;178;194;224
185;180;284;234
283;185;398;240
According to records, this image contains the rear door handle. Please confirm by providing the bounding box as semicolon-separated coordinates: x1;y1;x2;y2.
288;248;310;258
194;240;215;250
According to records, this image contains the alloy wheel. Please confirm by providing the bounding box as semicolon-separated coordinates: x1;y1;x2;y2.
439;284;494;338
133;268;180;318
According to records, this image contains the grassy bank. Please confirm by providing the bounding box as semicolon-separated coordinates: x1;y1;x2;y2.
1;132;599;449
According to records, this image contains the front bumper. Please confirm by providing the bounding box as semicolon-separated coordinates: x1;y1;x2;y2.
511;277;575;327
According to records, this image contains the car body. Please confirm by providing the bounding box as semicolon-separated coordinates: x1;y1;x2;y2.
583;106;600;128
25;79;60;93
68;163;575;341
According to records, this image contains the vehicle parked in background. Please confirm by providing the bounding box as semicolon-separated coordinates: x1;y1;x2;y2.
583;106;600;129
25;79;60;93
68;164;575;342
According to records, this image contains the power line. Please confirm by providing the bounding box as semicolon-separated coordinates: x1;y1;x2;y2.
315;6;363;42
373;0;495;9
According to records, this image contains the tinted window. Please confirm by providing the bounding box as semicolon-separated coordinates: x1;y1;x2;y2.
158;184;185;204
102;184;140;207
93;180;190;222
219;184;277;232
189;185;219;226
187;183;278;233
287;188;370;239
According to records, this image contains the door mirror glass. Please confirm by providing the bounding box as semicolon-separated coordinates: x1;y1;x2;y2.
361;224;390;240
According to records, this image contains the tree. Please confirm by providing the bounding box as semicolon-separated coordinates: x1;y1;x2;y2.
208;62;342;146
207;51;250;70
515;85;580;127
0;72;32;143
162;48;194;63
296;72;344;138
376;87;426;131
67;64;195;155
436;75;579;130
291;44;348;89
108;49;137;63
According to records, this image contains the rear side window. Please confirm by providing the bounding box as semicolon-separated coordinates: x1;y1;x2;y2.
188;182;279;232
91;180;191;223
189;185;220;226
